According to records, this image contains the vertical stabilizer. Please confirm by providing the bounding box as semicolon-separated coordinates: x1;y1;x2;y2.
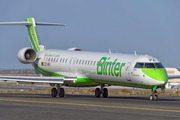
0;17;66;52
25;17;41;52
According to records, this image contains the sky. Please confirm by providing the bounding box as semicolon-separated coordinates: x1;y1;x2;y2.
0;0;180;69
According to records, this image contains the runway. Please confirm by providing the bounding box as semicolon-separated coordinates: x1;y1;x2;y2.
0;93;180;120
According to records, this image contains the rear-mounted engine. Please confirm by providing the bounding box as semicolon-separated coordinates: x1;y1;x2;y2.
17;47;37;64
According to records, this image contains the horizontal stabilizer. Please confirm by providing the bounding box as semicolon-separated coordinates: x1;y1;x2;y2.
36;22;66;26
0;22;32;25
0;22;66;26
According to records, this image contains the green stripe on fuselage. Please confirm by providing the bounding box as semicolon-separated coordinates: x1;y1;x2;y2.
34;64;68;77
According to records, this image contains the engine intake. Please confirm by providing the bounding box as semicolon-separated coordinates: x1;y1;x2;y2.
17;47;37;64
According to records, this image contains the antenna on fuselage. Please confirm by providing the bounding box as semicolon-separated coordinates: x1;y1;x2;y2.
134;51;137;55
109;49;111;54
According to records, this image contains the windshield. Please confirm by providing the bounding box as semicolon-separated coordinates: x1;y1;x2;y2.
134;62;164;69
145;63;155;68
155;63;164;68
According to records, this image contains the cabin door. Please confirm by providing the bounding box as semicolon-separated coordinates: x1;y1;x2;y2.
125;62;131;81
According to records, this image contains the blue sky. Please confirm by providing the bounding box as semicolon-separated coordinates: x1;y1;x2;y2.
0;0;180;69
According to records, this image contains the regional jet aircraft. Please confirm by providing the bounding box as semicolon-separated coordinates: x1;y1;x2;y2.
0;17;178;101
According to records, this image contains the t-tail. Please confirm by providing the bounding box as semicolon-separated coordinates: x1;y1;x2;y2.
0;17;66;52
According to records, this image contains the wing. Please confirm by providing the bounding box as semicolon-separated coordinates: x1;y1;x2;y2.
0;75;77;85
168;75;180;79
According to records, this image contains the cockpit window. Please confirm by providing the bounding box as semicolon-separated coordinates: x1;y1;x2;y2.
155;63;164;68
134;62;165;69
145;63;155;68
134;63;144;68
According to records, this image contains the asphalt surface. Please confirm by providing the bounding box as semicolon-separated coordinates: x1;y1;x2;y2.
0;93;180;120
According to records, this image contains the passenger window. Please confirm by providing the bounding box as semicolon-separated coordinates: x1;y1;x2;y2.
62;58;65;63
56;58;59;62
145;63;155;68
82;60;84;64
76;60;79;64
85;60;87;65
59;58;62;63
134;63;144;68
90;61;93;65
79;60;81;64
87;60;90;65
97;61;99;66
54;58;56;62
51;58;53;62
65;59;68;63
93;61;96;65
48;57;51;62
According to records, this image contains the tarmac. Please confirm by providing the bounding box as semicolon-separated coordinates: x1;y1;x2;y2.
0;93;180;120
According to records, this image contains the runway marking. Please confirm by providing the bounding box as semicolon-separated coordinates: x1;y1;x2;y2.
0;99;180;113
9;95;49;98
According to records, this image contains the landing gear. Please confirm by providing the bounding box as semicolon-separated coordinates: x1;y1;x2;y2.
51;84;65;98
102;88;108;98
95;88;101;98
149;86;158;101
150;95;154;101
59;88;65;97
154;95;158;101
95;84;108;98
51;88;57;97
150;94;158;101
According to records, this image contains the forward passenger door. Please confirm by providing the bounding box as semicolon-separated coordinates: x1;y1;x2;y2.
125;62;131;81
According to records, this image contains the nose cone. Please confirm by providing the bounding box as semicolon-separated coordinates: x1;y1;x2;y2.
142;69;168;84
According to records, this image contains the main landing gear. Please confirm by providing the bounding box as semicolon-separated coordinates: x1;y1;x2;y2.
51;84;65;98
149;86;158;101
95;84;108;98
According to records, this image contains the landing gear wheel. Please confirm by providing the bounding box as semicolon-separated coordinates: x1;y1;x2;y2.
95;88;101;98
150;95;154;101
102;88;108;98
154;95;158;101
51;88;57;97
59;88;65;97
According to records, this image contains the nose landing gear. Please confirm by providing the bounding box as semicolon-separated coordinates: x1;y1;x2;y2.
150;86;158;101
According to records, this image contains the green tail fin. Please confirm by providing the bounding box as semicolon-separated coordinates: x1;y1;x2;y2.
25;17;41;52
0;17;66;52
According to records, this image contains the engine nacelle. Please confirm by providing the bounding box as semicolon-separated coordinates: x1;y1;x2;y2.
17;47;37;64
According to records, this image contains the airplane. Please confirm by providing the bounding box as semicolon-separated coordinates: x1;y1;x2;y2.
0;17;178;101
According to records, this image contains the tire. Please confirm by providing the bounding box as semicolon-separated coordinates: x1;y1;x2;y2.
102;88;108;98
154;95;158;101
59;88;65;97
95;88;101;98
150;95;154;101
51;88;57;97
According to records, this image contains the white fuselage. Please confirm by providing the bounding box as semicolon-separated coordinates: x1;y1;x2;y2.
32;49;168;89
